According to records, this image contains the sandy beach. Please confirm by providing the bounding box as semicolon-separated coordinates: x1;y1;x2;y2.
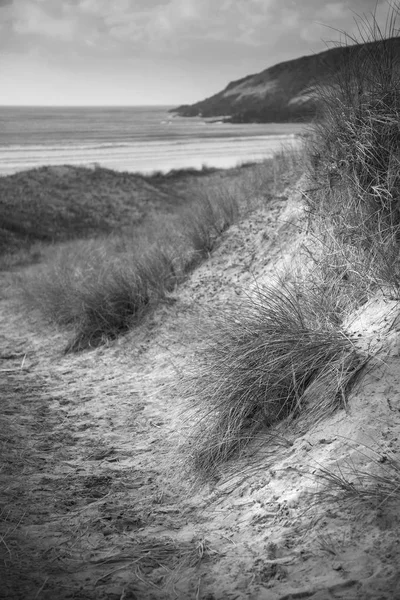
0;106;304;176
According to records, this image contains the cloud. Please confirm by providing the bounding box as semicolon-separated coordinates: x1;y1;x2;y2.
0;1;14;37
319;2;348;20
63;0;276;50
294;0;391;44
12;1;76;39
1;0;397;62
2;0;399;105
0;0;80;41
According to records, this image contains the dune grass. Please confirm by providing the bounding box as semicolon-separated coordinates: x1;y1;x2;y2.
181;281;365;477
19;157;296;351
20;225;184;352
305;6;400;298
179;7;400;477
315;441;400;509
0;163;251;262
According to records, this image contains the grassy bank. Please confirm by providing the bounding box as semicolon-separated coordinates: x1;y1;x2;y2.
0;160;292;262
0;164;220;263
13;154;301;351
179;7;400;478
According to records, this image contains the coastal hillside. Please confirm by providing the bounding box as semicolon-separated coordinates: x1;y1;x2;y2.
0;164;224;256
0;165;167;252
171;36;400;122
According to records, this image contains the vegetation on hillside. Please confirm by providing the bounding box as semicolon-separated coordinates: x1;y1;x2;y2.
182;281;364;476
171;36;400;123
179;6;400;479
17;157;297;351
306;13;400;299
0;163;224;258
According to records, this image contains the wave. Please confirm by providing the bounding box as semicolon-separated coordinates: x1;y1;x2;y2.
0;133;298;152
0;134;301;176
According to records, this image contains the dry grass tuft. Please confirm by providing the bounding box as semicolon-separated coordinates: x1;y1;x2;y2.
315;442;400;509
181;281;366;478
180;181;240;259
19;236;180;351
85;534;218;595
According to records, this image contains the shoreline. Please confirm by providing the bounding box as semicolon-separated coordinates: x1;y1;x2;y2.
0;134;302;177
0;155;266;180
0;105;305;177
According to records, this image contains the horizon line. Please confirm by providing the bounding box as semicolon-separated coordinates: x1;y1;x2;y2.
0;104;179;108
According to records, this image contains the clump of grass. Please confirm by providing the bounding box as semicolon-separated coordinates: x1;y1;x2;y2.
305;6;400;295
20;235;182;352
86;534;217;594
315;442;400;509
180;179;241;260
182;281;365;478
64;250;177;353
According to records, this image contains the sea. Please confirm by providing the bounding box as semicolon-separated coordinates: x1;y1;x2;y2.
0;106;305;177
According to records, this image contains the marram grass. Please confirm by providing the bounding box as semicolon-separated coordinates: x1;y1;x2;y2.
181;282;366;478
19;154;300;351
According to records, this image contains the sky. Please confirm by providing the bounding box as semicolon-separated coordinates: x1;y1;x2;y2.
0;0;395;106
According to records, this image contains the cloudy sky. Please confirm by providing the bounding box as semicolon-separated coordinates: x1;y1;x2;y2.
0;0;394;106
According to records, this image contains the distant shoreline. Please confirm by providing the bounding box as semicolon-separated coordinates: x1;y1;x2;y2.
0;150;294;180
0;135;303;178
0;105;304;177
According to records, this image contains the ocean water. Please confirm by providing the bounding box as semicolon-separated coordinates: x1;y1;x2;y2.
0;106;304;176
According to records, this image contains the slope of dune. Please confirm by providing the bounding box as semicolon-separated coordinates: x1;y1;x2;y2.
1;168;400;600
0;164;221;253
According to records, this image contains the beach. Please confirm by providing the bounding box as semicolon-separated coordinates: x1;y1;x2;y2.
0;106;304;176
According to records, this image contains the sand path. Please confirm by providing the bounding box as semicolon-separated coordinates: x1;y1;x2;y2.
1;182;400;599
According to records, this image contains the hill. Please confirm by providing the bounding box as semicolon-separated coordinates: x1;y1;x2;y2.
0;164;222;255
171;37;400;123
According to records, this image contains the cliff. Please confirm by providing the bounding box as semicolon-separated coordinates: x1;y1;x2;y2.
171;37;400;122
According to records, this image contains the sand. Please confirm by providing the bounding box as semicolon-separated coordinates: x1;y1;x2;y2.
1;177;400;599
